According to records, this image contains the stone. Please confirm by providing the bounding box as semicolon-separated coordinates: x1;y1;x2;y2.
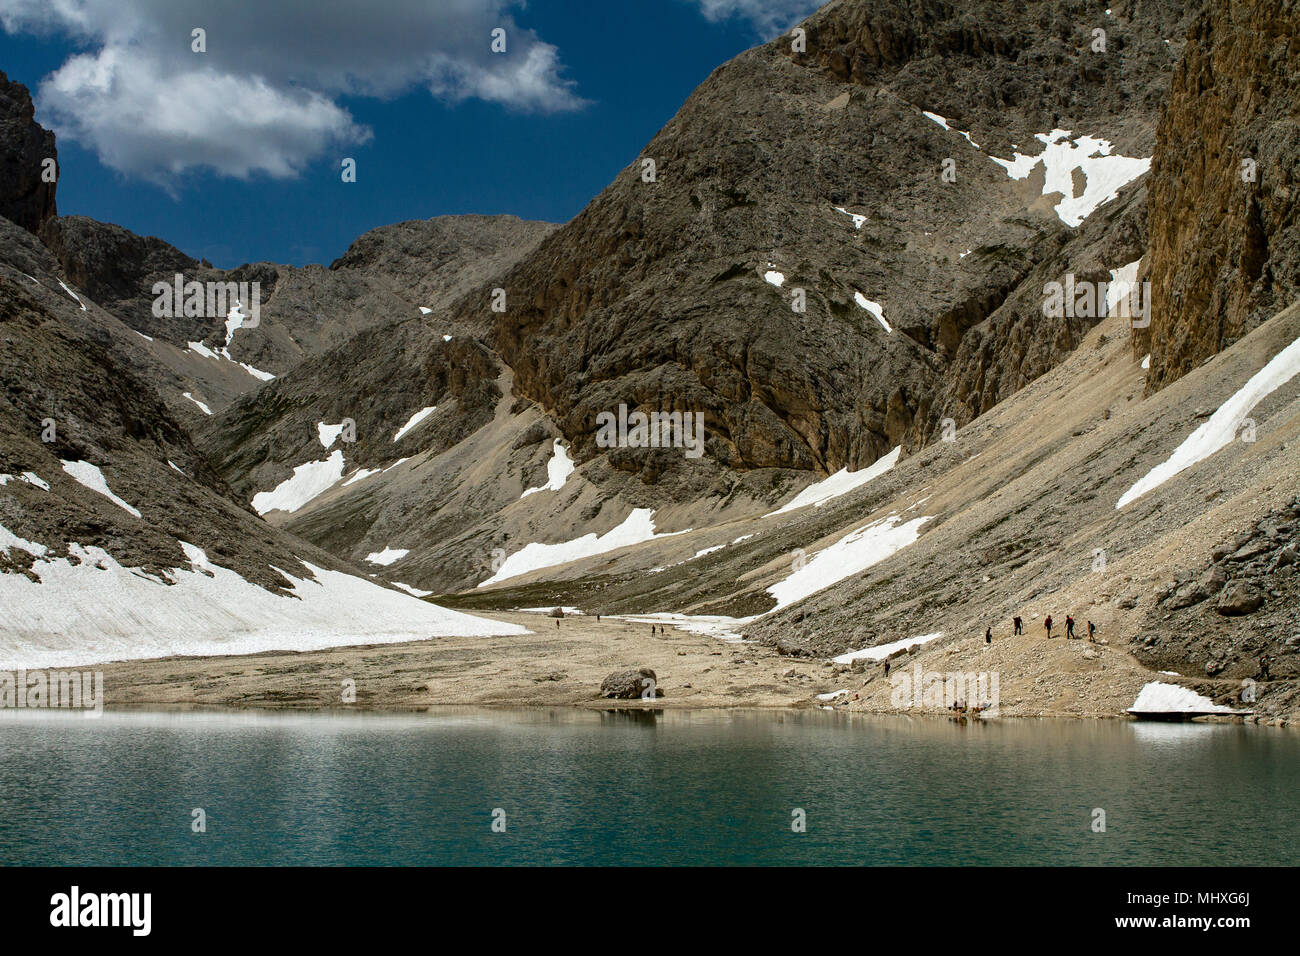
1216;582;1266;616
600;667;661;699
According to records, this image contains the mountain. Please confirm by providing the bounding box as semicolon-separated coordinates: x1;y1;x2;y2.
0;70;56;235
200;0;1180;595
2;0;1298;721
0;68;526;667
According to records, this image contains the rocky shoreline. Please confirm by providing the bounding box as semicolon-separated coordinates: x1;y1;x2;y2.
77;609;1294;727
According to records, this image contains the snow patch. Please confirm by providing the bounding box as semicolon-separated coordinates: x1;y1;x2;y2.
833;206;866;229
763;269;785;287
0;472;49;491
0;522;47;558
0;543;528;669
770;446;901;516
692;544;726;559
60;460;141;518
224;302;248;347
854;292;891;332
57;279;87;310
393;406;437;442
833;632;942;664
989;129;1151;227
317;421;347;448
342;467;380;486
479;508;687;587
1141;353;1151;370
1106;259;1143;318
1128;681;1236;714
251;450;345;515
182;392;212;415
767;514;929;610
921;110;980;148
520;439;575;498
365;547;409;566
614;613;754;643
1117;331;1300;508
393;582;433;598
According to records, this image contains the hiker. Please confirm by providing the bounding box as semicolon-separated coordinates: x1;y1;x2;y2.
1044;615;1053;639
884;659;891;677
1066;615;1076;639
985;627;992;644
556;619;560;629
1088;620;1096;642
1013;616;1022;636
596;614;601;623
1260;655;1272;681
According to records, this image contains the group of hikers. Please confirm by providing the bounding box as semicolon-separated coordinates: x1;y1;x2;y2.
985;614;1097;643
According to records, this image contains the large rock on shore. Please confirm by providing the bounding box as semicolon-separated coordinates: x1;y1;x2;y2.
600;667;661;699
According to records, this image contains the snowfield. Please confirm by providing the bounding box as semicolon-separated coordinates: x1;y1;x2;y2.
251;450;345;515
0;540;528;669
1118;331;1300;508
767;514;930;610
990;129;1151;227
770;446;900;516
479;508;688;587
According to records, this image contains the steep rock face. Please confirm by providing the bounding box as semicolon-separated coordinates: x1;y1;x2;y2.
0;70;56;235
1144;0;1300;389
195;0;1185;594
0;269;336;592
472;0;1182;475
329;214;558;308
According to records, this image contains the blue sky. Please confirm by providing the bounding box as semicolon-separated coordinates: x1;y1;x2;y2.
0;0;821;268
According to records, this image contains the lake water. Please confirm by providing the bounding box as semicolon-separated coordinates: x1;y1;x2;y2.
1;708;1297;866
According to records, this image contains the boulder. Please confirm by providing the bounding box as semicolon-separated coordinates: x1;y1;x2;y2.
600;667;661;699
1216;582;1265;616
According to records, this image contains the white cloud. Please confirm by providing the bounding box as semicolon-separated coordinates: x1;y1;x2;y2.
0;0;586;182
691;0;822;39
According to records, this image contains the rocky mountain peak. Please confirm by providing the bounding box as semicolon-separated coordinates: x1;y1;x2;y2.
0;68;57;235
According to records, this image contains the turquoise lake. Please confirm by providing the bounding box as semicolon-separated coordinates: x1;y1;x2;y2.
1;708;1296;866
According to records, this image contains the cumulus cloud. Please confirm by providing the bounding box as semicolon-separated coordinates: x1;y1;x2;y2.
692;0;823;39
0;0;586;183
